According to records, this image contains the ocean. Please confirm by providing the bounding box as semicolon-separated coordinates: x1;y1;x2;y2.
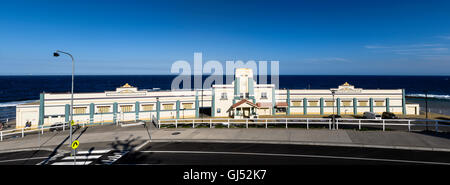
1;75;449;120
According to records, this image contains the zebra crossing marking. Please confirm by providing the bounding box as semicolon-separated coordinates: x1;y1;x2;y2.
52;161;93;165
62;155;102;160
44;149;127;165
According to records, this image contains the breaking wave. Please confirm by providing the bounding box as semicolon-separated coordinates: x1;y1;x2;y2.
406;94;450;100
0;100;39;107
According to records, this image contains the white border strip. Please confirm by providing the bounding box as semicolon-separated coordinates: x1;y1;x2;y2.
141;150;450;165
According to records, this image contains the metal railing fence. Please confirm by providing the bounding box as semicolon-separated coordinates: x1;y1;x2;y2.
157;117;450;132
2;117;449;142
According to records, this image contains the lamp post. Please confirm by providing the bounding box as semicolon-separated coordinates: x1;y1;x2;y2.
331;90;336;130
425;90;428;131
53;50;74;149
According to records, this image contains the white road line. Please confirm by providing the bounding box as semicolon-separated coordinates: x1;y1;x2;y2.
51;161;93;165
0;157;48;163
134;140;151;151
62;155;102;160
76;150;111;154
141;150;450;165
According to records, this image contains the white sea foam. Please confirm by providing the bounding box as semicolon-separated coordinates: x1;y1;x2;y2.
406;94;450;100
0;100;39;108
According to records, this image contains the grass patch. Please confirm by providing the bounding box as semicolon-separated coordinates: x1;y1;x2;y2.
195;125;210;128
213;124;228;128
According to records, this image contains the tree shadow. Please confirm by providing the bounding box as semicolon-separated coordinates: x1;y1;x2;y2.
108;134;141;152
108;134;158;164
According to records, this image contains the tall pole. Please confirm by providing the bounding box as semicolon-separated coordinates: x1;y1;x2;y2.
201;88;203;119
425;90;428;131
331;90;336;130
53;50;76;164
53;50;74;153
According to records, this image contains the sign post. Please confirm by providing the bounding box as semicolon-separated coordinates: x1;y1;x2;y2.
71;140;79;165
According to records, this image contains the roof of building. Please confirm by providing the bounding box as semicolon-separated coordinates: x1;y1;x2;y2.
230;99;259;109
121;83;133;88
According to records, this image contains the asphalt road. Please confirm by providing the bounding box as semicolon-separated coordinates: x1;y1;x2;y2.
115;142;450;165
0;150;55;165
1;141;450;165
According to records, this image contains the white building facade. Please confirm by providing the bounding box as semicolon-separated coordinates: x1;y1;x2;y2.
15;68;419;128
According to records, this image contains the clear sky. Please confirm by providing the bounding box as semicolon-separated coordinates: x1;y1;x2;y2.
1;0;450;75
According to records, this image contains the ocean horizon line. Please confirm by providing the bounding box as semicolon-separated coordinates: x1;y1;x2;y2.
1;74;450;77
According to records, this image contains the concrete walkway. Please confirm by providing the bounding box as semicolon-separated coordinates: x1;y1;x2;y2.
0;124;449;152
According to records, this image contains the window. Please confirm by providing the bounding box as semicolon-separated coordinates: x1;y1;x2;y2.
359;101;368;106
240;93;244;99
292;101;302;106
217;108;221;113
325;101;334;106
163;104;174;110
74;107;86;114
142;104;154;111
182;103;193;109
309;100;318;106
375;101;384;106
342;101;351;106
261;92;268;99
120;105;133;112
245;93;249;98
276;107;286;113
220;93;227;100
97;106;110;113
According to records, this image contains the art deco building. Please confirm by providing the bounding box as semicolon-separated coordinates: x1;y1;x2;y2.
15;68;419;128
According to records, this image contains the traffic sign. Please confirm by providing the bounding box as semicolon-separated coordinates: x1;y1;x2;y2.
71;140;79;150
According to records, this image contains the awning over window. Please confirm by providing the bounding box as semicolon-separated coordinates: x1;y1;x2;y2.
275;102;288;107
256;102;272;108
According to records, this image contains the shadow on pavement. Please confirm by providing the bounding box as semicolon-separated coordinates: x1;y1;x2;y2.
413;130;450;140
109;134;141;152
436;117;450;121
109;134;155;164
39;126;87;165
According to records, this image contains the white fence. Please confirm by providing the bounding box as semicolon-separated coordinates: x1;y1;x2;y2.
0;121;116;142
2;117;450;142
0;115;159;141
157;117;450;132
0;123;68;141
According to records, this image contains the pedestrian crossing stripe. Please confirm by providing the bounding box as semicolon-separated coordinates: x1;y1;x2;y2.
52;161;93;165
77;150;110;154
62;155;102;160
44;149;127;165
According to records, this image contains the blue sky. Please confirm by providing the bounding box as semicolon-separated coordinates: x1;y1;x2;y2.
1;0;450;75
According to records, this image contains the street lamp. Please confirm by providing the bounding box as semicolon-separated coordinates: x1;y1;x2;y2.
53;50;75;149
331;89;337;130
425;90;429;131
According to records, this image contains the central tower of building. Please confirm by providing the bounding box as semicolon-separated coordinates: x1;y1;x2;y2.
233;68;255;104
